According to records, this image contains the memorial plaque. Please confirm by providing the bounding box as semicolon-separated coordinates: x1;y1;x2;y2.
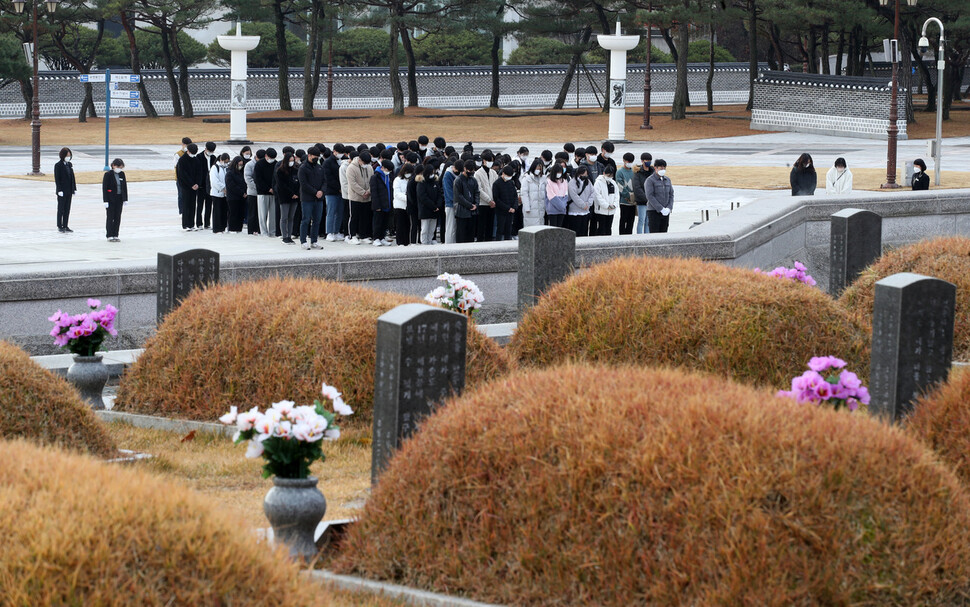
157;249;220;322
517;226;576;316
829;208;882;296
869;272;955;423
371;303;467;483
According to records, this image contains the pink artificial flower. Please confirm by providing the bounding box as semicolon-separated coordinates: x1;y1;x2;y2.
839;371;862;390
53;333;69;347
856;386;871;405
87;298;101;308
48;310;65;323
66;326;84;340
808;356;847;373
815;381;834;400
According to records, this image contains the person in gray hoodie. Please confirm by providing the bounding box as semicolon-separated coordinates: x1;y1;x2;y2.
243;148;261;234
644;159;674;233
566;165;595;237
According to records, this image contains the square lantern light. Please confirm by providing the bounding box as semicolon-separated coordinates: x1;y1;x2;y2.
45;0;58;12
878;0;918;4
12;1;25;12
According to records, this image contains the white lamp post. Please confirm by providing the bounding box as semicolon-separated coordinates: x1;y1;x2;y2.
918;18;945;186
597;20;639;142
217;22;260;143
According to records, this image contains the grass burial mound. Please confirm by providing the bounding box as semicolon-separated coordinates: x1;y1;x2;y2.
337;365;970;606
840;236;970;361
0;439;319;605
0;341;114;457
510;256;869;388
115;277;510;425
908;368;970;486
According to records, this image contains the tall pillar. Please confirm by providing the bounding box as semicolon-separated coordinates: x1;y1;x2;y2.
597;21;640;142
217;23;260;144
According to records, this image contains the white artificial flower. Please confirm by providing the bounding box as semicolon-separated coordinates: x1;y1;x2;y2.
271;400;295;417
219;406;238;425
253;413;275;437
293;405;317;423
321;383;342;401
324;428;341;441
264;408;283;424
292;423;312;442
273;420;293;438
236;407;260;432
245;440;265;458
333;398;354;417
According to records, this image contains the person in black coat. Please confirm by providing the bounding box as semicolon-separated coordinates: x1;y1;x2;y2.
416;164;442;244
176;143;205;230
102;158;128;242
297;146;326;249
197;141;216;229
225;156;247;233
912;158;930;190
790;153;817;196
275;152;301;245
323;143;343;239
370;160;394;246
492;165;518;241
54;147;76;233
452;159;480;243
405;153;421;243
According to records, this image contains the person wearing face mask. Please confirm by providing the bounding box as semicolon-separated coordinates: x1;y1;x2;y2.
323;143;345;242
540;150;554;174
393;163;412;246
418;163;443;245
253;148;279;237
475;150;498;241
54;147;76;233
442;157;460;244
567;166;594;237
371;160;395;246
453;159;480;243
521;159;546;228
347;151;374;244
912;158;929;190
102;159;128;242
492;165;518;241
225;156;248;233
544;165;569;227
209;153;230;234
275;152;301;244
645;159;673;233
338;148;353;240
198;141;217;230
632;152;654;234
432;137;447;160
790;153;817;196
173;136;192;216
298;147;326;250
405;154;421;244
417;135;429;159
598;141;617;173
825;158;853;195
616;152;636;235
593;165;620;236
244;149;262;235
581;146;605;233
176;143;205;231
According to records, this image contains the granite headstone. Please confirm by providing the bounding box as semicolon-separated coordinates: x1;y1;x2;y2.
829;208;882;296
371;303;467;483
869;272;955;423
517;226;576;316
157;249;220;322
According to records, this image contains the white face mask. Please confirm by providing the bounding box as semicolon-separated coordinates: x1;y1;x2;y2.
403;173;412;179
913;166;921;173
65;156;72;162
484;161;492;168
204;150;211;156
603;152;611;159
502;175;510;181
243;153;252;160
419;145;427;151
587;155;596;163
837;167;845;174
112;167;122;173
289;161;295;167
657;169;667;177
519;155;528;163
534;170;542;176
188;153;196;158
623;162;631;169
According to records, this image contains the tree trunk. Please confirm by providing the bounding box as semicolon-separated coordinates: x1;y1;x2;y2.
489;33;500;108
661;27;678;63
672;18;690;120
120;9;157;118
400;24;418;107
78;82;92;122
769;24;784;70
554;26;591;110
19;79;30;120
746;0;757;111
388;9;404;115
160;24;182;117
707;22;715;111
593;2;611;113
170;27;193;118
901;27;914;123
914;45;935;111
274;0;292;111
835;28;845;76
302;0;321;118
820;24;830;74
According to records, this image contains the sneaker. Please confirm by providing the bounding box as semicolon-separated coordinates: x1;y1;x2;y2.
64;227;73;233
362;237;373;244
111;237;120;242
384;237;394;245
349;237;360;245
336;233;346;240
431;239;439;244
325;234;334;242
301;241;310;250
58;227;65;233
372;240;383;247
183;227;192;232
282;238;295;244
310;242;322;249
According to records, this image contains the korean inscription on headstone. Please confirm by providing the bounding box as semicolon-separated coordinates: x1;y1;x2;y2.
157;249;220;322
371;303;467;483
829;208;882;297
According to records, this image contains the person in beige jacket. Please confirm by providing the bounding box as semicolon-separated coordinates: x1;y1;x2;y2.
346;152;374;244
474;152;499;242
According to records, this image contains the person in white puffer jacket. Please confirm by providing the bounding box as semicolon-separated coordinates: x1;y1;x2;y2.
592;165;620;236
392;164;413;246
520;158;546;227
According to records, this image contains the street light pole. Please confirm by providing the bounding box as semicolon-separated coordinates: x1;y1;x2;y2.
879;0;917;189
919;18;945;186
639;3;653;130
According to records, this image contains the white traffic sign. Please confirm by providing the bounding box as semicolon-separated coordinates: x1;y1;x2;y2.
110;74;141;83
110;89;140;100
78;73;106;83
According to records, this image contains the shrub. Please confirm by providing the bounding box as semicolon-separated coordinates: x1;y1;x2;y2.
336;364;970;605
908;368;970;485
115;278;511;426
686;39;736;62
0;341;115;457
412;31;491;66
840;237;970;361
507;37;575;65
510;256;869;389
332;28;390;67
0;439;319;605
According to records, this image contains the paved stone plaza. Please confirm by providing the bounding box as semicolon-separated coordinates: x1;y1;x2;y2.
0;132;967;272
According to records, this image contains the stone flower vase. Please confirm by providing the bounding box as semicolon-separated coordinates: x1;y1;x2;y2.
264;476;327;562
67;354;108;410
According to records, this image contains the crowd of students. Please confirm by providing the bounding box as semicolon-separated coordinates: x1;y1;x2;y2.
171;136;677;249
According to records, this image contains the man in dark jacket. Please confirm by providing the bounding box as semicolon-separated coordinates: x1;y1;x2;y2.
197;141;216;230
54;147;76;233
297;146;326;249
492;165;518;241
102;158;128;242
453;159;480;243
253;147;278;236
370;160;394;246
176;143;205;230
323;143;343;240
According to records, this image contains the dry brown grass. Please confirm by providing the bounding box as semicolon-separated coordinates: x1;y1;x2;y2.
839;237;970;361
103;421;372;532
0;340;115;457
510;256;870;389
908;367;970;487
336;364;970;605
671;166;970;191
115;277;512;428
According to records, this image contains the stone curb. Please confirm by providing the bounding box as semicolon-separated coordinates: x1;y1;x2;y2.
308;570;504;607
95;410;235;438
